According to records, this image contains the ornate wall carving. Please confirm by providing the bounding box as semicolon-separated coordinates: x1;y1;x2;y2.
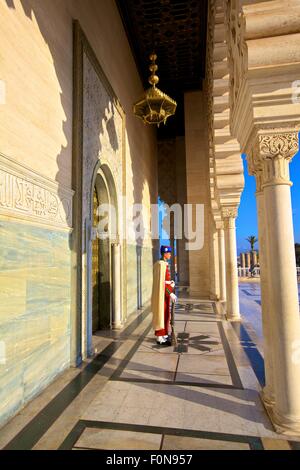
225;0;247;116
0;152;73;230
82;51;124;230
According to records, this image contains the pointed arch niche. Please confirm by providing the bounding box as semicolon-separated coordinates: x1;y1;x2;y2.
72;21;126;363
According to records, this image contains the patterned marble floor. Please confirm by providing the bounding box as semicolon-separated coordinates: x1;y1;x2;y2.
0;292;300;450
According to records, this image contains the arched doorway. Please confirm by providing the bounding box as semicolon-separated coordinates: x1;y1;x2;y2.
85;164;123;357
92;172;112;333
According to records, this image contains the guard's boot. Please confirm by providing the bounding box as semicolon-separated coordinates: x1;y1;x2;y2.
156;336;171;346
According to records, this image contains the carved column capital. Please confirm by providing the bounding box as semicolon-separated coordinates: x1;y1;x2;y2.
222;207;238;229
253;131;299;188
222;207;238;219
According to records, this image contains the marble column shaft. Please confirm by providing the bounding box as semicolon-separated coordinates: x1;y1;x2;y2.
240;253;245;268
245;252;251;269
210;221;220;300
247;154;275;407
256;189;275;406
217;225;226;302
255;131;300;433
223;210;240;320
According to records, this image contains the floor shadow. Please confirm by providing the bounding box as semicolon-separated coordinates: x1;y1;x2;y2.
113;350;273;431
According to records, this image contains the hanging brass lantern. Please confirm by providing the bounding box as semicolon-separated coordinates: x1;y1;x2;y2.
133;53;177;127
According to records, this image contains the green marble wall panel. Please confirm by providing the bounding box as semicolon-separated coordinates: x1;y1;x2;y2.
126;244;154;317
0;220;71;426
0;364;23;426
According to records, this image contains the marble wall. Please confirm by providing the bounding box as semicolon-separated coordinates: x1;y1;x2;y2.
0;0;158;426
0;220;71;425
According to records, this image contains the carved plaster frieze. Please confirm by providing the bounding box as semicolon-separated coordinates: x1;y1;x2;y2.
206;0;244;219
82;51;124;229
0;152;74;230
225;0;248;116
226;0;300;153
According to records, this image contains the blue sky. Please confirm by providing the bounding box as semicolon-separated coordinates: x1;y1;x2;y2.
237;150;300;254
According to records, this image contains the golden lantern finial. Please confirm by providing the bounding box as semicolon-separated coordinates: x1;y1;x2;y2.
148;53;159;87
133;53;177;127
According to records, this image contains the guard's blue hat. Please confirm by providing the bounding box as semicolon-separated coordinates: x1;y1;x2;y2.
160;245;172;255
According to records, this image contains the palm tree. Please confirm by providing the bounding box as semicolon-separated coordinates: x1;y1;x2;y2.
246;236;259;275
246;236;258;251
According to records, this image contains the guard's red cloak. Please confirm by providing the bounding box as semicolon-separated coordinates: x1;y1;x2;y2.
151;260;173;337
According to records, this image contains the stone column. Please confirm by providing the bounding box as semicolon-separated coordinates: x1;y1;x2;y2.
240;252;246;277
256;131;300;434
210;220;220;301
216;221;226;302
240;253;245;268
247;153;275;408
245;252;251;269
112;242;122;329
222;209;240;319
252;251;258;266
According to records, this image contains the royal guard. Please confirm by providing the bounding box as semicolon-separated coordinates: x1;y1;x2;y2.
151;245;177;345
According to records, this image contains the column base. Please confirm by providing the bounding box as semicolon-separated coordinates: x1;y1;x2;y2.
272;409;300;436
261;392;300;436
112;322;123;330
261;387;275;409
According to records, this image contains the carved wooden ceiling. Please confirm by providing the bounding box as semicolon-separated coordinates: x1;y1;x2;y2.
116;0;208;137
